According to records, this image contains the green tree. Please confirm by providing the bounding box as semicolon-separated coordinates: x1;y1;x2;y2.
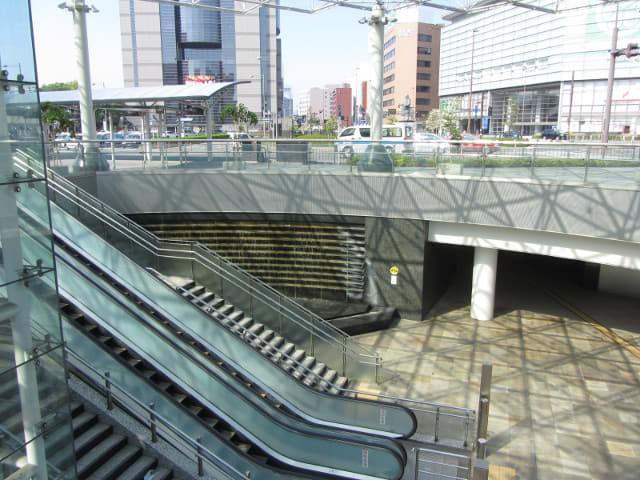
40;101;73;139
325;116;338;137
426;98;462;139
504;98;519;134
386;114;398;124
219;103;258;132
40;81;78;91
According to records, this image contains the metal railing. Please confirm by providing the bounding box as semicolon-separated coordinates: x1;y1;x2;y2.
43;137;640;188
65;348;241;480
44;166;383;382
414;447;473;480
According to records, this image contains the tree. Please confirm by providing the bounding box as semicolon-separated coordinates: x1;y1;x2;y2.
324;116;338;137
386;114;398;124
40;101;73;139
219;103;258;132
504;98;519;134
40;81;78;91
426;98;463;139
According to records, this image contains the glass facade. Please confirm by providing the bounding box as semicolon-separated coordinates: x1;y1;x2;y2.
440;1;640;136
1;1;76;478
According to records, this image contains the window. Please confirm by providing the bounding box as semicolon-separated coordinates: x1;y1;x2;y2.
384;74;395;84
418;47;432;55
383;49;395;62
383;86;395;96
416;98;431;105
417;86;430;93
418;33;432;42
417;73;431;81
383;61;395;73
358;128;371;137
384;36;396;50
383;99;394;107
417;60;431;68
382;127;402;137
339;127;355;137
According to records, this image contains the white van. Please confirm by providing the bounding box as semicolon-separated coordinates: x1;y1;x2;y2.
335;123;414;158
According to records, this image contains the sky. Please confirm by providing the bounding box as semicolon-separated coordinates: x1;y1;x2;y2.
29;1;445;101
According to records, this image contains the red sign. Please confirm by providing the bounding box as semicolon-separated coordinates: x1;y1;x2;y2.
184;75;215;84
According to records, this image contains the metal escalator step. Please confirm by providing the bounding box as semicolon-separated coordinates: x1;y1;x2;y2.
292;356;316;380
126;357;142;368
199;414;219;429
84;443;141;480
237;442;252;453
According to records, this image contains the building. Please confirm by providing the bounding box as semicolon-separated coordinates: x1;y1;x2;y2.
297;86;323;120
439;1;640;136
382;22;442;122
119;0;281;130
330;84;353;128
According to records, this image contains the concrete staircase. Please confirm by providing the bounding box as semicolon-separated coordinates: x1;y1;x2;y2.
174;279;349;395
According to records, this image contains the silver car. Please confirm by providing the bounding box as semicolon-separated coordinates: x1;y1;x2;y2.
412;133;450;154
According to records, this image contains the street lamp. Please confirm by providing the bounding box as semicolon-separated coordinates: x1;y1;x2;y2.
467;29;478;133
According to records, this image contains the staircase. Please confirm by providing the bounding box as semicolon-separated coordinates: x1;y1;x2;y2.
69;401;173;480
170;277;350;395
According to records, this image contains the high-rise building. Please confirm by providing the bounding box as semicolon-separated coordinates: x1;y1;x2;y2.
119;0;280;129
382;22;442;122
330;84;353;128
439;1;640;136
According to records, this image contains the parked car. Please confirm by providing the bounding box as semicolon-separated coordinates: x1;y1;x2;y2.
96;131;111;146
502;131;521;139
412;132;450;154
335;123;414;159
542;128;568;140
459;134;498;153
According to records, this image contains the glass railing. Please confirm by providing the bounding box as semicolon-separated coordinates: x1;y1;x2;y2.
54;234;407;480
43;164;384;383
44;137;640;188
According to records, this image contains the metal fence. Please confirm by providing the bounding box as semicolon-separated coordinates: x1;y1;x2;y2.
44;137;640;188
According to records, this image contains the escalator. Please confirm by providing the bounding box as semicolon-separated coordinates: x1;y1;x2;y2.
13;152;418;479
16;195;410;480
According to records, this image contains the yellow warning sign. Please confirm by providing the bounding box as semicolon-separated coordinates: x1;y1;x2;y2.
389;266;399;275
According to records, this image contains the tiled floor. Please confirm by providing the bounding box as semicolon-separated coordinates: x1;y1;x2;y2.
350;263;640;479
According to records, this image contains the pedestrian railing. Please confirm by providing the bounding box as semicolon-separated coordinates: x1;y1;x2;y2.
44;137;640;188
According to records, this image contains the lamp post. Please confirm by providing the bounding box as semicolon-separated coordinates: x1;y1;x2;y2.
467;29;478;133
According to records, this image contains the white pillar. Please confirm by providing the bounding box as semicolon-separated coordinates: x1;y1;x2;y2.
205;101;213;162
0;82;47;480
143;111;152;165
471;247;498;321
72;0;97;143
368;1;384;142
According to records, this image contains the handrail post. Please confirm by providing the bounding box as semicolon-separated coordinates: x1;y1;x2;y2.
434;406;440;442
583;147;591;183
196;437;203;477
105;371;113;410
149;402;157;443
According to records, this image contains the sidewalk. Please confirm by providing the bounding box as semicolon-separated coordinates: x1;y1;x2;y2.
350;260;640;480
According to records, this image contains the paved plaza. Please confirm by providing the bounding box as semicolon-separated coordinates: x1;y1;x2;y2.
351;259;640;479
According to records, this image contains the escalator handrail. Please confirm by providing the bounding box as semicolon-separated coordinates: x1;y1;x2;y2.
46;168;381;365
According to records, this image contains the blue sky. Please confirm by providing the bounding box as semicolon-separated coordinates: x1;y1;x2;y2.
30;1;442;98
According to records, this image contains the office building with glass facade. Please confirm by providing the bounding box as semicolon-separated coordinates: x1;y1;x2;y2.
119;0;281;131
439;0;640;136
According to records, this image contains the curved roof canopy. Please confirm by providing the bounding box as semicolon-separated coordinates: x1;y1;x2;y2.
40;81;247;107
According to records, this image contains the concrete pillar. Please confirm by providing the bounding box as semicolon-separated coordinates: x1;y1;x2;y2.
471;247;498;321
368;1;385;142
143;111;152;165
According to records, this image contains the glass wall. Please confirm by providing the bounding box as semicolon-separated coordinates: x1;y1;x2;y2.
0;1;76;478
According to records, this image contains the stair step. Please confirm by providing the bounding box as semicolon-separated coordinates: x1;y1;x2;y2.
272;342;295;363
292;356;317;380
72;411;98;437
74;422;113;458
76;433;127;478
251;329;274;349
244;322;264;340
118;456;160;480
303;363;327;387
261;335;284;357
282;349;306;372
84;444;141;480
329;376;349;394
